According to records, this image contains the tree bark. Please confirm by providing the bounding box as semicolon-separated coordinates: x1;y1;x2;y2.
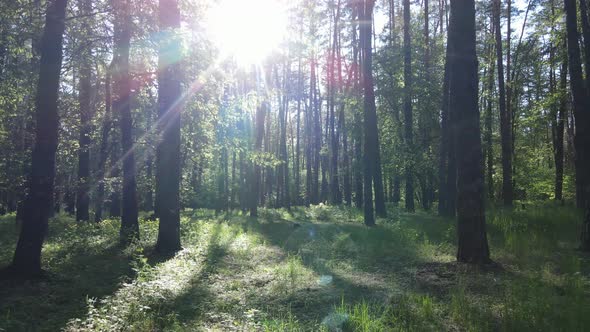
352;1;363;209
155;0;182;253
578;0;590;91
11;0;68;276
95;63;113;222
113;0;139;242
450;0;490;264
564;0;590;250
552;56;566;201
361;0;386;224
295;58;302;204
251;102;266;217
438;7;456;217
494;0;513;207
75;0;92;222
485;49;495;201
330;0;342;205
403;0;415;212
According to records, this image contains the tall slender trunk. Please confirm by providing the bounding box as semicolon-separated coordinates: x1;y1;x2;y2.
305;57;313;206
352;1;363;209
11;0;68;276
330;0;342;205
251;102;266;217
76;0;92;222
494;0;513;207
114;0;139;242
295;58;302;204
109;131;121;217
361;0;386;223
553;56;567;201
564;0;590;250
403;0;415;212
485;48;495;200
156;0;182;253
450;0;490;264
279;63;290;209
439;8;456;217
312;56;321;204
95;64;113;222
579;0;590;91
361;0;375;225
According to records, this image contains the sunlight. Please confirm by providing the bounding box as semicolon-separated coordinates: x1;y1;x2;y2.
205;0;288;67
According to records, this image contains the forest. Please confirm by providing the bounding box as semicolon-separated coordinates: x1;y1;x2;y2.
0;0;589;330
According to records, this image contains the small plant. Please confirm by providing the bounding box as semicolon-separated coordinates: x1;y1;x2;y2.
271;254;312;295
334;298;387;332
307;204;332;222
262;307;304;332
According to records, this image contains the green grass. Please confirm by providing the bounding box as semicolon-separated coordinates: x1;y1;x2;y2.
0;202;589;331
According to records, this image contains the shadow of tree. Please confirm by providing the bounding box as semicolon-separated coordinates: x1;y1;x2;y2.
146;222;239;329
0;239;134;332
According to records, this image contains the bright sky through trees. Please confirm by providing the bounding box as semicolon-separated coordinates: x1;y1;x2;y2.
205;0;288;66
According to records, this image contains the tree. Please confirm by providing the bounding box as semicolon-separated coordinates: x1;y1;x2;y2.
75;0;92;222
94;62;113;222
113;0;139;241
494;0;513;207
10;0;68;276
564;0;590;250
438;5;456;218
329;0;342;205
155;0;182;253
250;102;266;217
361;0;386;225
449;0;490;263
552;56;567;201
403;0;415;212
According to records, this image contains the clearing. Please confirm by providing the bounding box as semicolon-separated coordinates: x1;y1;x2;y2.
1;203;589;331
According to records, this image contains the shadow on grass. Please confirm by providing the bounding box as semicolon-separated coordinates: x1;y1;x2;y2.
0;229;134;332
230;205;589;330
146;222;239;328
230;215;436;323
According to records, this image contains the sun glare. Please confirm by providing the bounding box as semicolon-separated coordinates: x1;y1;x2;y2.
205;0;288;67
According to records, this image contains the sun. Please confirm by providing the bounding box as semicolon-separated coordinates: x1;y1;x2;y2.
205;0;288;67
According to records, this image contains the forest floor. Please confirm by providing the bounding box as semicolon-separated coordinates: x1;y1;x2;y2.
1;202;590;331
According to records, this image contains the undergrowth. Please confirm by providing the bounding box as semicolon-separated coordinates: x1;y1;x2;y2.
0;201;588;331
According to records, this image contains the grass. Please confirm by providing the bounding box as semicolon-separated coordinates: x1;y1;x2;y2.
0;201;589;331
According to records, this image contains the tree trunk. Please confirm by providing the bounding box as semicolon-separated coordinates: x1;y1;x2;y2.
295;58;302;205
11;0;68;276
361;0;386;224
95;63;113;222
438;4;457;217
578;0;590;91
109;135;121;218
330;0;342;205
251;102;266;217
438;11;452;217
484;40;495;200
494;0;513;207
75;0;92;222
450;0;490;264
564;0;590;250
155;0;182;253
305;57;313;206
114;0;139;242
553;56;566;201
352;1;363;209
279;63;290;209
403;0;415;212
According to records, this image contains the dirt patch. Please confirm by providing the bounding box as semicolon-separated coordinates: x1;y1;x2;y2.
414;262;459;294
